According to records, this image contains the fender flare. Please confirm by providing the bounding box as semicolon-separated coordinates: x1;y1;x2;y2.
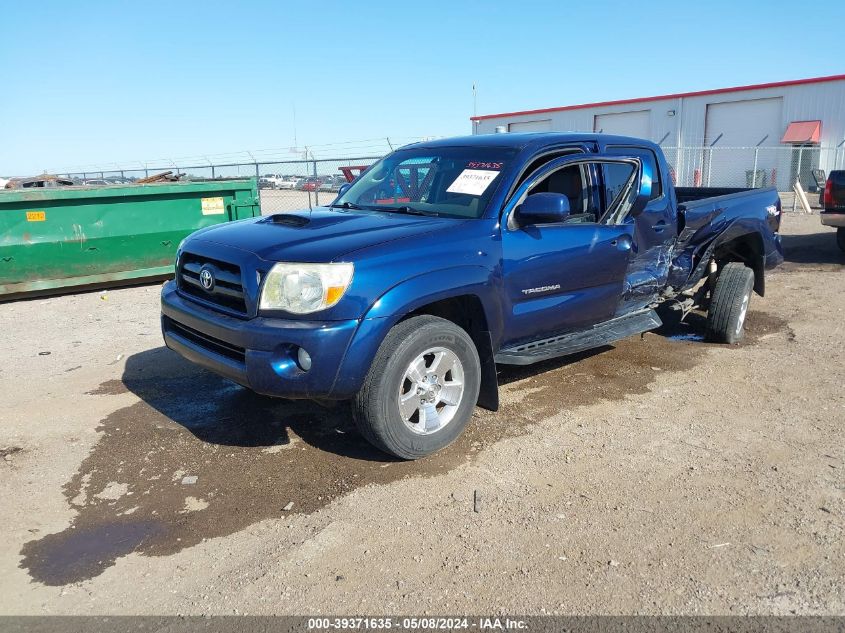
363;265;502;325
331;266;502;409
685;223;767;297
710;225;767;296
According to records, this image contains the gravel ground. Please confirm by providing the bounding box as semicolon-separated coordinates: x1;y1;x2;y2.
0;213;842;615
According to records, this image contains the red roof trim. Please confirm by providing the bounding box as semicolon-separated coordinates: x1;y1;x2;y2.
470;74;845;122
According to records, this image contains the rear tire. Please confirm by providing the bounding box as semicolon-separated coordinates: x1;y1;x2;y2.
353;315;481;460
706;262;755;344
837;228;845;253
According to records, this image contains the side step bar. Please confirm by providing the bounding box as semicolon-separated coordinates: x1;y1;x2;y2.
495;309;663;366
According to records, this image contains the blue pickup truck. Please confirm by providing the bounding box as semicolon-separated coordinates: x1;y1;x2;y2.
161;133;783;459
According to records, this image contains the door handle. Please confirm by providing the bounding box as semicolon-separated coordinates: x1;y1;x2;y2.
652;220;667;233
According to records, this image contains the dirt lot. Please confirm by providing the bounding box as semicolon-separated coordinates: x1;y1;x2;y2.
0;213;843;615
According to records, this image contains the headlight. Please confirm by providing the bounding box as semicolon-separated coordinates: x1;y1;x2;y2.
259;262;354;314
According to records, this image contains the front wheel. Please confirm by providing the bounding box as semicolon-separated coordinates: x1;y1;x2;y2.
353;315;481;459
705;262;755;344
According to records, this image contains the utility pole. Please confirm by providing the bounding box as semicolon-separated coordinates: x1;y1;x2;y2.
472;83;479;134
292;102;298;150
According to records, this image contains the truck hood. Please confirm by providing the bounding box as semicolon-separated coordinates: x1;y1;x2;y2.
189;207;467;262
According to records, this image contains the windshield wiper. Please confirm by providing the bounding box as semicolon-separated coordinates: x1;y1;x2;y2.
376;205;438;216
329;201;363;210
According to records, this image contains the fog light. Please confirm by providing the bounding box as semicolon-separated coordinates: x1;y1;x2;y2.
297;347;312;371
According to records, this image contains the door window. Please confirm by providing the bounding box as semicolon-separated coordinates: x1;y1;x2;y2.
510;159;639;227
528;164;595;219
600;162;637;222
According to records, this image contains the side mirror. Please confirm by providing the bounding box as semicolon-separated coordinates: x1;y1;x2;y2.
336;182;352;197
516;192;571;226
628;161;653;218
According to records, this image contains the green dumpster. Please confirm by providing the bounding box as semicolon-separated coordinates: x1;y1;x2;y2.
0;179;260;297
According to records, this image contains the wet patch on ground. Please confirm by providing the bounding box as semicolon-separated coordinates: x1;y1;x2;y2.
22;521;165;585
20;307;789;586
743;311;794;344
86;379;130;396
652;308;792;347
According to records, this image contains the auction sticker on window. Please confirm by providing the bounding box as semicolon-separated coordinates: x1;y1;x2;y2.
201;197;225;215
446;169;500;196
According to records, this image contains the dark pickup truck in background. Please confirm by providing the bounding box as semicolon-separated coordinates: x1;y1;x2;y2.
820;170;845;251
161;133;783;459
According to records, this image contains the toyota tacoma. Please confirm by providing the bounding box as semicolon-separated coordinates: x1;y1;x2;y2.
161;133;783;459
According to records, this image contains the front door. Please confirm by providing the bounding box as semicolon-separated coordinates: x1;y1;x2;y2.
500;155;646;346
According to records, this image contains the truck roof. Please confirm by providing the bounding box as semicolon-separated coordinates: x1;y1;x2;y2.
404;132;660;153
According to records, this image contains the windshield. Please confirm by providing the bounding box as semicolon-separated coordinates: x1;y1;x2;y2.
334;146;518;218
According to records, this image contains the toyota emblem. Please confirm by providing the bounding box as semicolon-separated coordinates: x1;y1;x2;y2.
199;267;215;291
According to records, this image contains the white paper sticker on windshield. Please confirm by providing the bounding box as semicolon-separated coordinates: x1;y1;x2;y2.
446;169;499;196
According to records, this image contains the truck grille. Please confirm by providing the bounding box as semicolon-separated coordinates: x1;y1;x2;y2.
178;253;247;315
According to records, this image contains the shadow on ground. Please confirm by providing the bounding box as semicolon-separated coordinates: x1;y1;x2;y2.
19;293;790;586
779;230;845;271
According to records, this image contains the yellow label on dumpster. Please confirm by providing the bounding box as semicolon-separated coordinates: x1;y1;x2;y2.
201;197;225;215
26;211;46;222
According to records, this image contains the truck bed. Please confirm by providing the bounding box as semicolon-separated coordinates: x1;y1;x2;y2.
668;185;781;295
675;187;757;205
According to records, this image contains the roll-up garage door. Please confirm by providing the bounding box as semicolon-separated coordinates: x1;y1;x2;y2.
508;119;552;132
703;97;783;187
593;110;651;138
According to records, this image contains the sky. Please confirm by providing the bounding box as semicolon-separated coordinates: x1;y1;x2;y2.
2;0;844;175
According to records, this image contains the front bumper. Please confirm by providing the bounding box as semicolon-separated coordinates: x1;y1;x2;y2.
820;212;845;228
161;281;360;399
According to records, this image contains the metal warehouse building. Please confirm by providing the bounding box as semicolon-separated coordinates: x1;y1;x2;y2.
471;74;845;192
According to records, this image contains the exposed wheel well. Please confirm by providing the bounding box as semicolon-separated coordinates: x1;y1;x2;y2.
714;233;765;296
401;295;499;411
404;295;489;337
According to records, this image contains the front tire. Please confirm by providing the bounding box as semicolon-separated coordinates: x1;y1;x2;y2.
353;315;481;459
706;262;755;344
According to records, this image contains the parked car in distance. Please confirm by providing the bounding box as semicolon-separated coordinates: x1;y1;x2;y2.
258;177;276;190
319;176;346;192
299;177;321;192
276;176;301;190
161;133;783;459
820;170;845;252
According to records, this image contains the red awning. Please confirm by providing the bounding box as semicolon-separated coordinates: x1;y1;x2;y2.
781;120;821;143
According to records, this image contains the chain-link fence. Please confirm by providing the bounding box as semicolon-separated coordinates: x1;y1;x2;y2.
58;144;845;215
662;145;845;193
60;156;383;215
